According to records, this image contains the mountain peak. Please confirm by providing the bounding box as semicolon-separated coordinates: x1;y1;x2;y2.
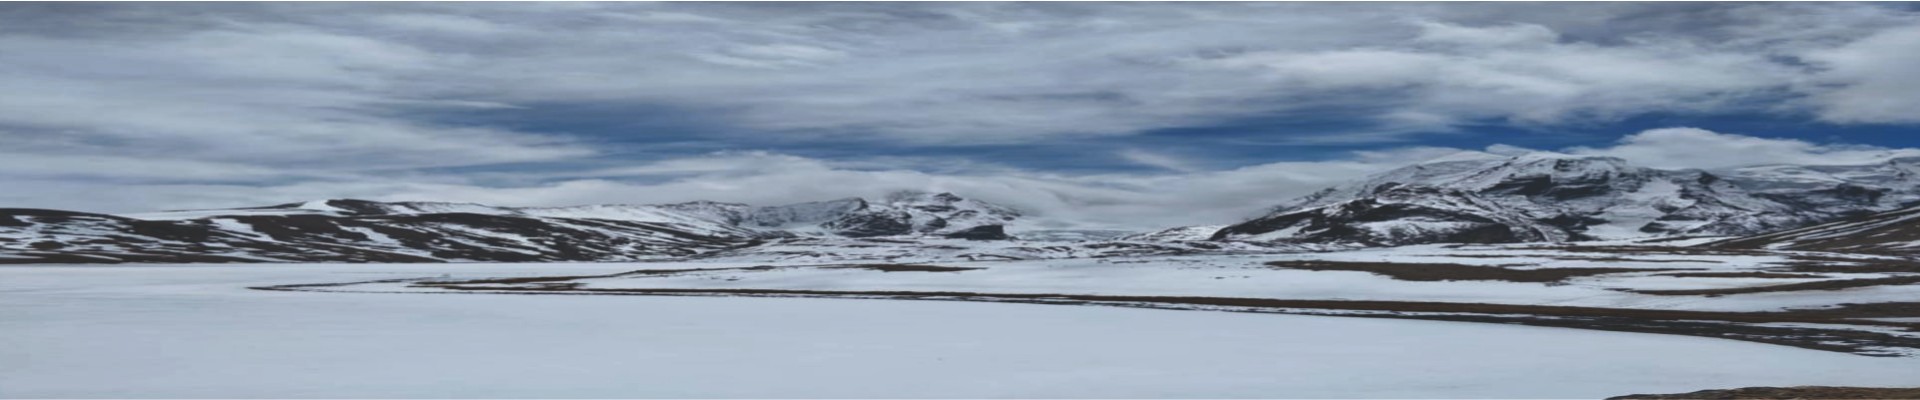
1418;150;1507;164
1504;150;1593;161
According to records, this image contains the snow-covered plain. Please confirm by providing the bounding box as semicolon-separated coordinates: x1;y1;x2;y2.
6;262;1920;398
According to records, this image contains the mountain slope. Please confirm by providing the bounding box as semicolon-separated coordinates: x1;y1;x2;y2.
0;206;762;264
2;192;1035;264
120;191;1021;240
1212;186;1553;245
1217;153;1920;246
744;191;1020;237
1708;204;1920;254
128;199;763;238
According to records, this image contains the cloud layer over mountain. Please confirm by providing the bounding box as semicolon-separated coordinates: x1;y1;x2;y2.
9;128;1920;231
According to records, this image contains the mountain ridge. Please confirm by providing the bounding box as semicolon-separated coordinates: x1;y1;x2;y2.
1213;152;1920;246
15;153;1920;263
0;191;1062;264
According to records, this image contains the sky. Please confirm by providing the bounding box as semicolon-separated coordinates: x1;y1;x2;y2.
4;2;1920;230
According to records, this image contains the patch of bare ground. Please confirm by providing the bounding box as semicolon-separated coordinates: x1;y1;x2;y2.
1549;256;1718;263
1264;260;1680;282
819;264;982;273
1786;260;1920;274
1609;386;1920;399
1536;245;1775;256
1629;276;1920;296
1634;235;1724;244
1430;253;1714;263
1811;302;1920;319
1657;272;1828;279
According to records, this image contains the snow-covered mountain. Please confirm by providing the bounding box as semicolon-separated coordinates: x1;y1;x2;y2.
1;192;1047;264
742;191;1021;238
0;206;759;263
18;154;1920;264
1215;152;1920;246
1119;225;1229;242
126;191;1024;240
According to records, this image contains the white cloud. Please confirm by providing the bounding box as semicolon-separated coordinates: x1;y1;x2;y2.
4;3;1913;150
1412;20;1559;48
0;25;591;173
5;4;1920;231
1802;25;1920;124
1193;20;1805;130
575;151;837;178
1115;149;1199;173
1565;128;1920;170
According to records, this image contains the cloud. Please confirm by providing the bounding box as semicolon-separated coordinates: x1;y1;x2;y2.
1190;20;1807;129
1412;20;1559;48
4;2;1915;151
0;21;592;174
1564;128;1920;170
1115;149;1199;173
575;151;837;178
5;4;1920;231
1802;25;1920;124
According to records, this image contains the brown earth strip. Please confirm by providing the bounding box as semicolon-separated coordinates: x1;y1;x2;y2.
1534;245;1775;257
1809;302;1920;319
1609;386;1920;399
1426;253;1718;263
1264;260;1683;282
1787;261;1920;274
1634;235;1724;244
1630;276;1920;296
1656;272;1828;279
819;264;982;272
1546;256;1719;263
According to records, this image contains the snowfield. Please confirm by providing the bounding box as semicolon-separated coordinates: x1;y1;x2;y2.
6;259;1920;398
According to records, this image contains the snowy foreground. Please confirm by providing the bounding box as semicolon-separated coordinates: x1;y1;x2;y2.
6;251;1920;398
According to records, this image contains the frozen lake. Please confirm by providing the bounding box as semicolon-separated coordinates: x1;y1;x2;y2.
5;264;1919;398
